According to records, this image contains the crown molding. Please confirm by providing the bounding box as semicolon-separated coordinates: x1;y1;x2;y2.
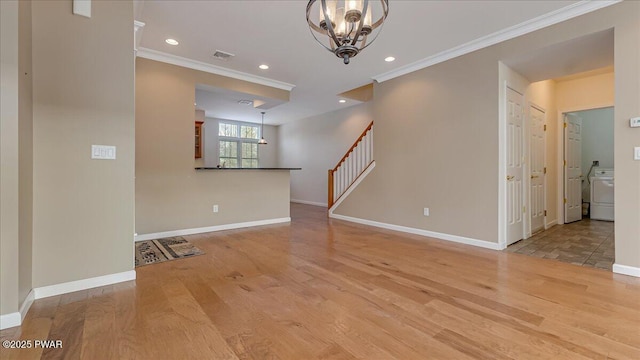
136;47;296;92
133;20;145;32
372;0;622;83
133;20;145;52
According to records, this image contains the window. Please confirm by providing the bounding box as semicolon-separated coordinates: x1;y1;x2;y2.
218;121;260;168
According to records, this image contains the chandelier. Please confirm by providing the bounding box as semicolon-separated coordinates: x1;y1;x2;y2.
306;0;389;64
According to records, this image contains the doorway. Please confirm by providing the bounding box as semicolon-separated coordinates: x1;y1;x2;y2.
508;105;616;271
561;107;615;225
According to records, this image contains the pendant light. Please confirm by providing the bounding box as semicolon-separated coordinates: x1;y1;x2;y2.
258;112;268;145
307;0;389;64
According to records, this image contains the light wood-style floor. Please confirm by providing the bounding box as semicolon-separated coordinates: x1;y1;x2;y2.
2;203;639;359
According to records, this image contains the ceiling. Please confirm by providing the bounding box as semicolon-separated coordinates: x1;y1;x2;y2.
135;0;600;125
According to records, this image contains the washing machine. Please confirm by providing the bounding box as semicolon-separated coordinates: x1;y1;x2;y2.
590;169;614;221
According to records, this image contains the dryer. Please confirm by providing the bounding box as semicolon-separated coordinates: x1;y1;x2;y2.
590;169;614;221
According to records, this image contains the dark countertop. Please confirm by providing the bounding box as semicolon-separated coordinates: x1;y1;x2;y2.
195;167;301;171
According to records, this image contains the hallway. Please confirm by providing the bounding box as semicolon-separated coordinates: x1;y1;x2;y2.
506;219;614;270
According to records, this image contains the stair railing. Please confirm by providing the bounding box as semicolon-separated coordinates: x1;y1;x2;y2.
328;121;374;209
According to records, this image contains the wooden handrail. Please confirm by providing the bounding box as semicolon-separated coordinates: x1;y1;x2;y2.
332;121;373;172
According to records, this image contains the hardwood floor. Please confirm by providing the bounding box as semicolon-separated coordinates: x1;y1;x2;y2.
2;203;639;359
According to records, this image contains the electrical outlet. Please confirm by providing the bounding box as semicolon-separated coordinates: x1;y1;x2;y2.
630;117;640;128
592;160;599;166
213;205;219;213
634;147;640;161
423;208;430;216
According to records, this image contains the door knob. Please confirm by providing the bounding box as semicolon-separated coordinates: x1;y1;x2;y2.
531;175;539;179
507;175;514;181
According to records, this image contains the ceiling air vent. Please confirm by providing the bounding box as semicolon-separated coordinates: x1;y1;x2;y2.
212;50;235;61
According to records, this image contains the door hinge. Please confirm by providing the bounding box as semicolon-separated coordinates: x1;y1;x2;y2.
564;122;568;128
544;210;547;216
544;167;547;174
564;198;567;204
564;160;567;167
544;124;547;131
523;206;526;213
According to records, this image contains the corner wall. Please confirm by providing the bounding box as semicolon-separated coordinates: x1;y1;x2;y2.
18;0;34;307
31;0;135;287
1;0;21;318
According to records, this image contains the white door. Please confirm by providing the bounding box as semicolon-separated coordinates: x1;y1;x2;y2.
564;113;582;223
507;88;524;245
530;106;545;233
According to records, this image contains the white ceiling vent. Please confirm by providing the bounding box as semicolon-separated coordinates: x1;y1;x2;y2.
212;50;235;61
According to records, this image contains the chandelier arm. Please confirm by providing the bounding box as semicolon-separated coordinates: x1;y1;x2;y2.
350;0;368;46
308;27;335;53
369;0;389;29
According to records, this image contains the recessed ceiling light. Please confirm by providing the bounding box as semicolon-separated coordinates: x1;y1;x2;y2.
385;56;395;62
259;64;269;70
339;99;347;103
238;100;253;106
165;38;179;46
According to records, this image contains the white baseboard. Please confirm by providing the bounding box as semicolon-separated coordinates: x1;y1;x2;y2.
612;264;640;278
291;199;327;207
135;217;291;242
329;213;502;251
19;290;35;322
0;312;21;330
545;219;558;229
34;270;136;300
0;290;36;330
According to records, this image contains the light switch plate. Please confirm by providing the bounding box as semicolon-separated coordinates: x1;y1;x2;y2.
73;0;91;18
631;117;640;128
635;147;640;160
91;145;116;160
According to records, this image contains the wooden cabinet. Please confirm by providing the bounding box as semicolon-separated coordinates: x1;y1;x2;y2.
195;121;204;158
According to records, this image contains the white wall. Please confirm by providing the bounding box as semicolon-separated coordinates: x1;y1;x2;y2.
278;102;373;206
576;107;614;202
202;117;278;168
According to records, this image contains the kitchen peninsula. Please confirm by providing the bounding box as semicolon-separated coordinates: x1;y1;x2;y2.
195;167;301;171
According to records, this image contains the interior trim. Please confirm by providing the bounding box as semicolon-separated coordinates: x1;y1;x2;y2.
291;199;328;207
612;264;640;278
372;0;621;83
134;217;292;242
329;213;503;251
33;270;137;300
136;47;296;91
0;312;21;330
0;290;35;330
19;290;34;322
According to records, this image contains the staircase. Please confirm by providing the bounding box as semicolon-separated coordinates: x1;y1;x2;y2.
328;121;375;211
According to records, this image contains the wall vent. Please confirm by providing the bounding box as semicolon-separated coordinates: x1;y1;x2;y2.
212;50;235;61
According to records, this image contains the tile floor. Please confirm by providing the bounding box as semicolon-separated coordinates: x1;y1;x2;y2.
506;219;614;270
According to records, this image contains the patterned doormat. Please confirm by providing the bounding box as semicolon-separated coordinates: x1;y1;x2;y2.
135;236;204;267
